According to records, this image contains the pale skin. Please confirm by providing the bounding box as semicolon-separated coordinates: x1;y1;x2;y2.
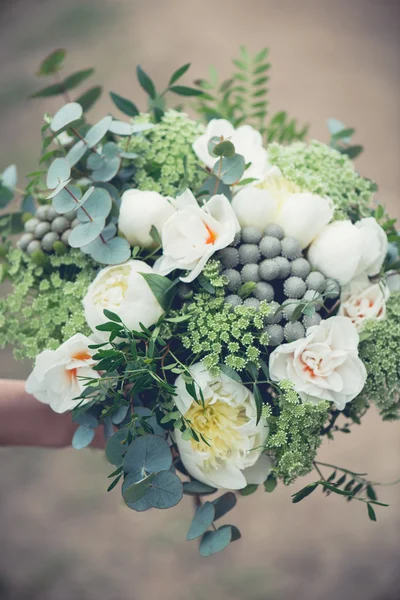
0;379;104;448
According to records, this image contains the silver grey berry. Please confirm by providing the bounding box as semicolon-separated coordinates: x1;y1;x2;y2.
71;218;80;229
61;229;72;245
243;298;260;310
259;236;281;259
231;231;241;247
225;294;243;308
284;321;305;342
17;233;34;251
64;211;76;221
35;205;51;221
41;232;59;252
34;222;51;239
282;299;302;321
274;256;291;279
264;324;284;346
303;313;322;330
264;301;283;324
291;257;311;279
306;271;326;291
217;247;240;268
241;264;260;283
254;281;274;302
241;226;263;244
259;258;280;281
24;217;40;233
281;236;302;260
47;206;58;221
51;216;70;234
284;276;307;299
264;224;284;240
239;244;260;265
26;240;41;255
223;269;242;292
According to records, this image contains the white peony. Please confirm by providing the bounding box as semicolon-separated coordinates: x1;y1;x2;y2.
25;334;100;414
174;363;271;490
231;170;333;248
338;275;390;331
154;189;240;283
308;217;387;285
193;119;270;182
269;316;367;410
83;260;164;341
118;189;175;249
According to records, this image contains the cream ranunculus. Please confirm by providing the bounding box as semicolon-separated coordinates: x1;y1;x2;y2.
192;119;270;182
174;363;271;490
338;274;390;331
269;316;367;410
25;334;100;413
118;189;175;249
232;170;333;248
83;260;164;341
154;189;240;283
308;217;388;286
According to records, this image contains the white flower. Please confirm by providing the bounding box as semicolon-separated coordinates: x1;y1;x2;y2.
25;334;100;414
118;189;175;249
356;217;388;277
154;189;240;283
174;363;271;490
83;260;164;341
308;217;388;286
269;316;367;410
338;275;390;331
193;119;270;182
231;170;333;248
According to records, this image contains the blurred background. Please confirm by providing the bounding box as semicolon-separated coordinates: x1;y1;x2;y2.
0;0;399;598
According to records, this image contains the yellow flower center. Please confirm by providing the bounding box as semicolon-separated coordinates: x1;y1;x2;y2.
93;266;130;309
185;399;249;470
257;173;300;207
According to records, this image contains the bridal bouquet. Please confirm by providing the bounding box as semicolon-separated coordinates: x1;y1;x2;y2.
1;48;399;555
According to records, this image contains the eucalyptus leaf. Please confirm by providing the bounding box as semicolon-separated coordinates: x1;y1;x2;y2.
187;501;215;540
105;427;129;466
52;184;82;213
213;154;246;185
182;480;217;495
111;405;129;425
146;470;183;509
0;185;14;209
122;472;154;504
76;187;112;221
84;116;112;148
199;526;233;556
73;412;98;428
50;102;83;132
72;425;95;449
212;492;237;520
83;234;131;265
68;218;106;248
46;158;71;189
91;156;121;182
66;140;87;167
46;178;71;199
1;164;17;189
123;434;172;475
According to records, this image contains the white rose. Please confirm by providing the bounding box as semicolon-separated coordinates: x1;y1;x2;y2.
174;363;271;490
338;275;390;331
356;217;388;277
193;119;270;182
25;334;100;414
155;189;240;283
118;189;175;249
269;316;367;410
83;260;164;341
232;170;333;248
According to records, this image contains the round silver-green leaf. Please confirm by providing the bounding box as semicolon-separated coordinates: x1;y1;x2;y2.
66;140;87;167
68;218;105;248
146;471;183;509
52;184;82;213
50;102;83;132
46;158;71;189
84;116;112;148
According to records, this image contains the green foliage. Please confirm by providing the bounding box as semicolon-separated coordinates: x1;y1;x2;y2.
358;292;400;419
196;47;307;143
0;248;96;360
124;110;206;196
265;380;330;484
327;118;364;160
268;140;376;219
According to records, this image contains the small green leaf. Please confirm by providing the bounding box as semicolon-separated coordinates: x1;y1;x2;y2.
169;85;204;97
83;234;131;265
292;482;319;503
213;154;246;185
105;428;129;465
110;92;139;117
218;364;242;383
50;102;83;132
37;49;66;76
139;272;175;311
168;63;191;86
76;86;102;112
187;501;215;540
146;470;183;509
84;116;112;148
136;65;156;99
123;472;154;504
183;480;217;496
367;503;377;522
213;492;237;519
213;140;235;158
63;68;95;90
240;484;258;496
366;485;377;501
46;158;71;189
341;145;363;159
123;434;172;475
264;476;277;493
72;425;95;450
103;309;122;323
238;281;257;299
253;384;263;424
199;526;232;556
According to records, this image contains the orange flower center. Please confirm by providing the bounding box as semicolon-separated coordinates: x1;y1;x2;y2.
204;222;217;245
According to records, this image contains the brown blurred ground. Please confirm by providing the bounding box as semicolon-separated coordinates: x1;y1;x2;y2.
0;1;400;599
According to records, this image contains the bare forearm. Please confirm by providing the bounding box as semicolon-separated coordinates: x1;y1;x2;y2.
0;379;104;448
